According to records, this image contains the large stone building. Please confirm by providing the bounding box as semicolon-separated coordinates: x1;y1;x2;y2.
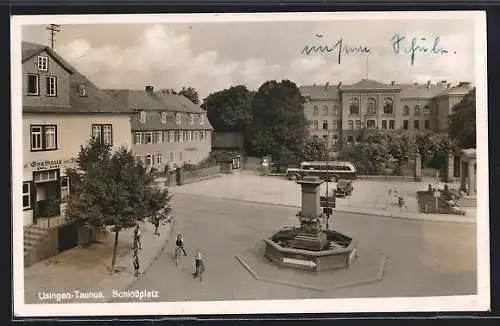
106;87;213;169
300;79;473;153
22;42;133;227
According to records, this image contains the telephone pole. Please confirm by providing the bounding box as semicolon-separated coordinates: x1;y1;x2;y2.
47;24;61;50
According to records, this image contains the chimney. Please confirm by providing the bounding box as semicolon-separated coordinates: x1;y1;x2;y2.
390;80;395;86
426;80;431;89
145;85;154;94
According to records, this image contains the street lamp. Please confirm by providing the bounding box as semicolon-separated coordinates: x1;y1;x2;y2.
324;129;334;230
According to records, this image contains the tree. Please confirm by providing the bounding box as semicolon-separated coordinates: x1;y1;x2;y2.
301;137;329;161
449;88;476;149
178;86;200;104
247;79;309;164
66;137;171;273
202;85;254;132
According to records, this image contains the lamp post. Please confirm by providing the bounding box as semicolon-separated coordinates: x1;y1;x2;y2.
325;129;332;230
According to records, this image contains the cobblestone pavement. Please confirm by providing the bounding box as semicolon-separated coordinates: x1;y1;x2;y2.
168;172;476;222
24;221;173;304
112;195;477;303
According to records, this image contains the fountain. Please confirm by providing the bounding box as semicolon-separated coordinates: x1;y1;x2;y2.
263;176;358;273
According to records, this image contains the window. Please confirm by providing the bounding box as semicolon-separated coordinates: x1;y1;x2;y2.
92;124;113;145
27;74;39;95
156;154;162;165
383;98;394;114
322;120;328;130
403;120;409;130
312;120;319;130
177;131;184;142
366;119;376;129
347;136;353;143
322;106;329;116
424;120;430;129
414;105;421;116
156;131;163;144
193;131;199;141
145;154;153;167
424;105;431;115
60;177;70;202
322;135;328;142
332;106;338;116
381;120;387;129
34;170;58;183
134;132;142;144
46;76;57;96
189;114;194;125
175;113;181;125
37;55;48;71
161;112;167;124
348;120;354;130
403;105;410;116
355;120;361;130
313;106;319;116
140;111;146;123
366;97;377;114
146;132;153;144
349;98;360;114
31;125;57;151
413;120;420;130
200;114;205;125
389;120;395;130
187;131;192;142
23;182;31;209
332;134;339;144
200;131;205;141
331;120;337;130
169;131;175;143
337;120;342;129
78;84;87;96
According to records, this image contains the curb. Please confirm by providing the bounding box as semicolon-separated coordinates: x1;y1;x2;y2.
234;253;388;292
171;193;476;224
106;221;175;302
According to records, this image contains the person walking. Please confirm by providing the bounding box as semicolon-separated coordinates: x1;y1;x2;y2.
192;249;204;278
134;225;142;250
153;216;160;236
133;249;140;277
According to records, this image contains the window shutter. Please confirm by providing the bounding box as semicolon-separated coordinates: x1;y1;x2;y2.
30;181;36;213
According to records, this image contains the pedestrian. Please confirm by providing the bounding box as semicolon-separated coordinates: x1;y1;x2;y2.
134;225;142;250
133;250;140;277
192;249;204;278
153;216;160;236
176;234;188;256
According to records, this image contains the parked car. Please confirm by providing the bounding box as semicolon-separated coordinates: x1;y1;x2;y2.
334;180;353;197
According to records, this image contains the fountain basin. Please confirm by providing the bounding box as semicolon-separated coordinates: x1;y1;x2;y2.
264;228;358;273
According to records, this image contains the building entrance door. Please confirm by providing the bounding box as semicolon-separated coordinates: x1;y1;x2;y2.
33;170;61;219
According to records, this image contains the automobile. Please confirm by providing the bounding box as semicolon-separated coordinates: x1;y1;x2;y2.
447;200;466;215
334;180;353;197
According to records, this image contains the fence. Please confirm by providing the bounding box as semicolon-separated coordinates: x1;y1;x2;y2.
178;165;221;185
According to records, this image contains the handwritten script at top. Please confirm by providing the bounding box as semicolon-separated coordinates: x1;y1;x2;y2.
301;35;454;66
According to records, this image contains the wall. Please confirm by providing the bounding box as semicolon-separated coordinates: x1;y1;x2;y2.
304;98;342;149
23;50;71;108
399;98;433;131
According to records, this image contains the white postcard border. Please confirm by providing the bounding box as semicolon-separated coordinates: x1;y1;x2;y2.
11;11;490;317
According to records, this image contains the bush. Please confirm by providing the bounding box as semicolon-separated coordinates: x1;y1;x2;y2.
181;156;217;171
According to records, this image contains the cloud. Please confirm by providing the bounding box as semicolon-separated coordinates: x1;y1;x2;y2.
57;25;285;98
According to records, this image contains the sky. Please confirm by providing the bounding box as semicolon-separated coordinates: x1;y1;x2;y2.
21;16;477;99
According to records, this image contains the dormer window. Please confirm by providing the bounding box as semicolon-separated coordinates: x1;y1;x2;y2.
189;114;194;125
78;84;87;97
200;114;205;125
140;111;146;124
161;112;167;124
37;56;48;71
175;113;181;125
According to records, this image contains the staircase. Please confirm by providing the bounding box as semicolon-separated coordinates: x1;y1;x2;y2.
24;224;50;267
457;196;477;207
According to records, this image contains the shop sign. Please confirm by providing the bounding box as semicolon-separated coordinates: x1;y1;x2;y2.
24;158;75;171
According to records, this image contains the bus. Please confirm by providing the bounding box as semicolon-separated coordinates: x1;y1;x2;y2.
285;161;357;182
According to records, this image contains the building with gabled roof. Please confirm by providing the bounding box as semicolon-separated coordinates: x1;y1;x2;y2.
300;78;474;153
106;86;213;169
21;41;133;228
